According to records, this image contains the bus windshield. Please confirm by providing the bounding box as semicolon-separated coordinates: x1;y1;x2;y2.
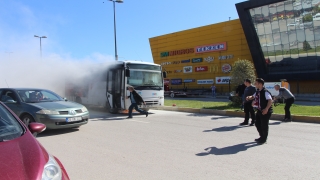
127;70;163;90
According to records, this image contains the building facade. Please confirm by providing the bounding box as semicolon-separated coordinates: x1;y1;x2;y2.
150;0;320;94
149;20;252;93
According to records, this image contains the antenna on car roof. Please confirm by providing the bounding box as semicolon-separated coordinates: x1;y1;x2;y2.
5;79;9;88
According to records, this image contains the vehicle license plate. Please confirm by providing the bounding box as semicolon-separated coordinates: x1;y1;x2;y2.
66;117;82;122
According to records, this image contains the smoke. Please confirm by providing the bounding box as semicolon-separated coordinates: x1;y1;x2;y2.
0;52;117;97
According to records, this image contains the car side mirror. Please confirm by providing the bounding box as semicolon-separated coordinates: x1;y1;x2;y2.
163;71;167;78
125;69;130;77
29;122;46;136
63;97;68;101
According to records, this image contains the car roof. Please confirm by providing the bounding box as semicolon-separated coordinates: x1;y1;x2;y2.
0;88;48;91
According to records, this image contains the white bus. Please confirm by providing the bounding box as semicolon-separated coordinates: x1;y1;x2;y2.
65;61;166;113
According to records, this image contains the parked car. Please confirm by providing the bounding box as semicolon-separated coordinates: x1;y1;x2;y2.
0;88;89;129
287;22;299;29
0;101;70;179
313;13;320;21
300;21;313;29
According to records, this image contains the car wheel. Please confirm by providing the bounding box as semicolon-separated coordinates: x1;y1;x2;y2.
21;114;35;127
170;93;175;98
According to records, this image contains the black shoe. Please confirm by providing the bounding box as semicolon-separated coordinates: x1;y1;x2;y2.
146;112;148;117
254;138;261;142
249;122;255;126
126;117;132;119
257;140;267;145
239;122;248;126
283;118;291;122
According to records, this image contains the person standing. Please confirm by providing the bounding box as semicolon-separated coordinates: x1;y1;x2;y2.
274;85;295;122
126;86;148;119
236;83;246;110
210;83;216;98
240;79;256;126
246;78;273;145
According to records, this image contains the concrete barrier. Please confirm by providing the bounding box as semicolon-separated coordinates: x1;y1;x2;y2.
152;106;320;124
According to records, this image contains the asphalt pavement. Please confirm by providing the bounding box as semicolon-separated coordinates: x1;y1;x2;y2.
37;110;320;180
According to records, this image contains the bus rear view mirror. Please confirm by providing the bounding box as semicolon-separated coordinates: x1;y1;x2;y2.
163;71;167;78
125;69;130;77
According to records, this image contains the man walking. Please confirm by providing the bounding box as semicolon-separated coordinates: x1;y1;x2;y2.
246;78;273;145
126;86;149;119
240;79;256;126
274;85;295;122
236;83;246;110
210;83;216;98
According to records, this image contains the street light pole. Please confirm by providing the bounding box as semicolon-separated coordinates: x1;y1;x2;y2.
34;35;47;57
109;0;123;61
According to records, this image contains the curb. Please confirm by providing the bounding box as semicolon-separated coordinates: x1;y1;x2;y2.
152;106;320;124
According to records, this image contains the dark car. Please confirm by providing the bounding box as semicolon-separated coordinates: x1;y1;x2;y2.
0;101;69;179
0;88;89;129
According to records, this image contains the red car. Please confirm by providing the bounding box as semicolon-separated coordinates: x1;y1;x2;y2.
0;102;69;180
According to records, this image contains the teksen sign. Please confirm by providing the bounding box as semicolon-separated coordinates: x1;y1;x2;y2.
192;58;203;63
195;66;208;72
215;76;231;84
160;48;194;57
197;79;214;84
195;42;227;54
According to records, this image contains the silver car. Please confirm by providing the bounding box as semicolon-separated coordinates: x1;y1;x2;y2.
0;88;89;129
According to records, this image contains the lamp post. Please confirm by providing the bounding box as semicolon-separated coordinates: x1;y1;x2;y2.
34;35;47;57
109;0;123;61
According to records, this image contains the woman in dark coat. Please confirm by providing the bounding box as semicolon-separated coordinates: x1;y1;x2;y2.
126;86;148;119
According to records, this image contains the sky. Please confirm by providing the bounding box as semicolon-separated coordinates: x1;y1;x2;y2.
0;0;243;93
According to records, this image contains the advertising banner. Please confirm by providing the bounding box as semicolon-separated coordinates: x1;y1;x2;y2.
197;79;214;84
183;79;195;83
195;66;208;72
183;66;193;73
171;79;182;85
215;76;231;84
195;42;227;53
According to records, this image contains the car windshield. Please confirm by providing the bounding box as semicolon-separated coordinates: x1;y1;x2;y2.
17;90;63;103
127;70;163;89
0;104;24;142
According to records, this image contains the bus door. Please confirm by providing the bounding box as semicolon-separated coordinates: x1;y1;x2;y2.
106;67;124;112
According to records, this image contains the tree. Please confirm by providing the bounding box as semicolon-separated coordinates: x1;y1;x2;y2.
229;59;256;106
230;59;256;87
313;6;320;14
303;40;312;51
303;14;313;23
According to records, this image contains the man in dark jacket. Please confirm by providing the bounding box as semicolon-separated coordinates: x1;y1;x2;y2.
236;83;246;110
126;86;148;119
246;78;273;145
240;79;256;126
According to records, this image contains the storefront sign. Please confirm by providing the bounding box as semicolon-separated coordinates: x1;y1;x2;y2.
195;66;208;72
160;62;171;66
172;61;180;64
195;42;227;54
164;79;170;84
183;66;193;73
171;78;182;85
221;64;232;73
215;76;231;84
160;48;194;57
204;56;214;63
183;79;195;83
166;71;173;74
219;54;234;60
192;58;203;63
181;59;190;63
174;70;182;73
197;79;214;84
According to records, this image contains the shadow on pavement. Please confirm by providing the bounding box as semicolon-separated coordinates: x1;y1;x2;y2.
37;128;79;137
211;116;233;120
90;112;154;121
196;142;259;156
203;121;282;132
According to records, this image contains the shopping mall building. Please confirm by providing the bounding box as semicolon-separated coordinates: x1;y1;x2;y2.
149;0;320;95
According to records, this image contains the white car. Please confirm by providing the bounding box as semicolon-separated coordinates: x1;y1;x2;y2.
313;13;320;21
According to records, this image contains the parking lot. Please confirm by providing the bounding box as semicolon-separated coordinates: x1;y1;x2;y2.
37;109;320;180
